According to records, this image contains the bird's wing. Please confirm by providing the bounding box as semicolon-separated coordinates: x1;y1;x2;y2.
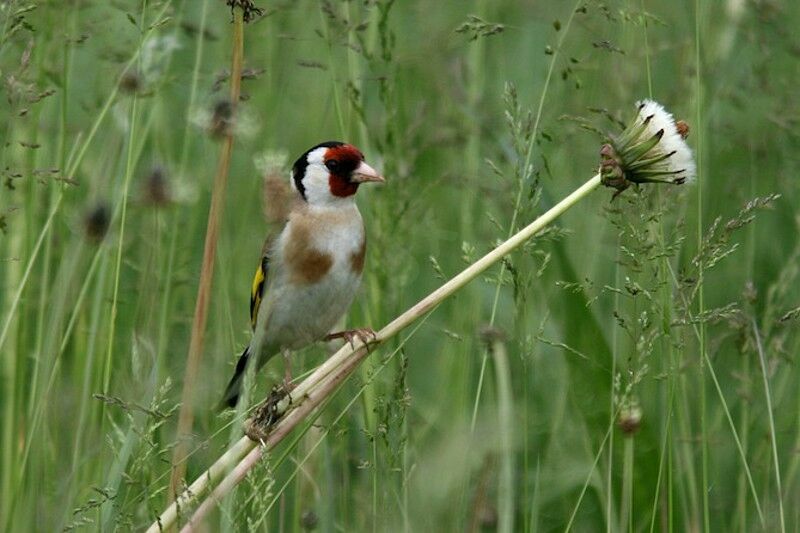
249;252;269;331
249;181;301;331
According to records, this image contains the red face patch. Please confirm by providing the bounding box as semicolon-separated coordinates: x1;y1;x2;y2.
329;174;359;197
324;144;364;198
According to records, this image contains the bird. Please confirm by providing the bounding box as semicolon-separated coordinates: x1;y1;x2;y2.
220;141;385;409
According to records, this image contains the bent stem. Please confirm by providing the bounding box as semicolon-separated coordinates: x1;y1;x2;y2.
169;6;246;498
149;172;602;531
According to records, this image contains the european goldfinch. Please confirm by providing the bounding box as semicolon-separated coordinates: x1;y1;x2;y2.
220;141;384;408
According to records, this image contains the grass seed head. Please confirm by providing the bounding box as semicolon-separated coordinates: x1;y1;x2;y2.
601;100;696;197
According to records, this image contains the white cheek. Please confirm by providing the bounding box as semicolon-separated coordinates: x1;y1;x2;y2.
303;165;333;205
304;164;356;207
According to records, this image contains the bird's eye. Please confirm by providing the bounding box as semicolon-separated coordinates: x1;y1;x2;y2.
325;160;339;172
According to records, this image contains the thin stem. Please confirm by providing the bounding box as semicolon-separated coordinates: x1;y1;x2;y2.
607;236;621;533
694;0;709;530
103;72;140;395
565;418;617;532
665;262;765;525
170;5;246;497
491;336;515;533
0;0;169;355
753;319;786;532
471;0;583;432
620;437;634;532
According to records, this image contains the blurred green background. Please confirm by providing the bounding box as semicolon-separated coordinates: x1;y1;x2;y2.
1;0;799;530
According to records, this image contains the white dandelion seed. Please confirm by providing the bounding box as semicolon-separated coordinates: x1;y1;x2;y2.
601;99;696;197
634;99;696;183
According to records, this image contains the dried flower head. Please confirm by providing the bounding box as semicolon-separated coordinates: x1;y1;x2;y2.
83;202;111;243
190;99;259;140
256;150;293;223
142;166;172;207
119;69;143;94
300;509;318;531
617;403;643;435
209;99;234;138
601;100;695;198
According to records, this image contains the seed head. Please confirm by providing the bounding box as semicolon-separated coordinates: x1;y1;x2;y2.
83;202;111;243
119;70;143;94
300;509;318;530
617;404;643;435
142;166;172;207
601;100;696;198
209;99;234;138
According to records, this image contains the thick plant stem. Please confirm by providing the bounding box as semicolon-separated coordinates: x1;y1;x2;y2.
278;173;601;414
169;6;246;499
150;173;602;531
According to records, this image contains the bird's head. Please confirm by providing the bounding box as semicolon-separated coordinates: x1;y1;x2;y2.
291;141;384;206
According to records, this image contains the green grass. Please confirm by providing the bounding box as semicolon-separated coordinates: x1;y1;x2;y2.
2;0;799;531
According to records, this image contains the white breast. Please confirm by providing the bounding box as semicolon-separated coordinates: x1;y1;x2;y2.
262;205;365;351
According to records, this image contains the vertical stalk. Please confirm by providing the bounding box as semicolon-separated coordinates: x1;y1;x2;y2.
470;0;583;432
620;437;634;532
753;321;786;532
607;239;621;533
170;4;246;497
693;1;709;530
103;62;141;397
490;334;514;533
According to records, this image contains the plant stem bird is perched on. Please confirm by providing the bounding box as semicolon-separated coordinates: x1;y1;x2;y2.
220;141;385;409
151;100;700;531
600;99;695;198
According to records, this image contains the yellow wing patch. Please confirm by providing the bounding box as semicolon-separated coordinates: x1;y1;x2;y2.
249;256;268;330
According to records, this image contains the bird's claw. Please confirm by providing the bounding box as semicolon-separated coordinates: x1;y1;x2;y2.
325;328;377;351
244;385;290;443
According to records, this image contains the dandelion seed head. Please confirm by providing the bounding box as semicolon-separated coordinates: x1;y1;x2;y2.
634;99;696;184
600;99;696;197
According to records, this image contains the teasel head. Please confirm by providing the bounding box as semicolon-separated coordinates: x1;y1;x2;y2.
600;100;695;198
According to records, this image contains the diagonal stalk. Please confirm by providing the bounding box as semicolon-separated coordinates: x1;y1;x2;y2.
169;5;246;498
149;173;602;531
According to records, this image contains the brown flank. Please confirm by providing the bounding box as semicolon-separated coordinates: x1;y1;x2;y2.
350;234;366;274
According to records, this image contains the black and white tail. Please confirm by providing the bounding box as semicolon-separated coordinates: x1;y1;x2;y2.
218;346;251;409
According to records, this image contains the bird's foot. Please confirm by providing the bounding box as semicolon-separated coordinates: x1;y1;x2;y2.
244;386;290;443
325;328;378;351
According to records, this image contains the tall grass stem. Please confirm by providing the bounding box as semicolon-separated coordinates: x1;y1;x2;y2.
753;319;786;532
169;5;246;497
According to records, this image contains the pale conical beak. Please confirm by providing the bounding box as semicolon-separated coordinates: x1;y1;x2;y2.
352;161;385;184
